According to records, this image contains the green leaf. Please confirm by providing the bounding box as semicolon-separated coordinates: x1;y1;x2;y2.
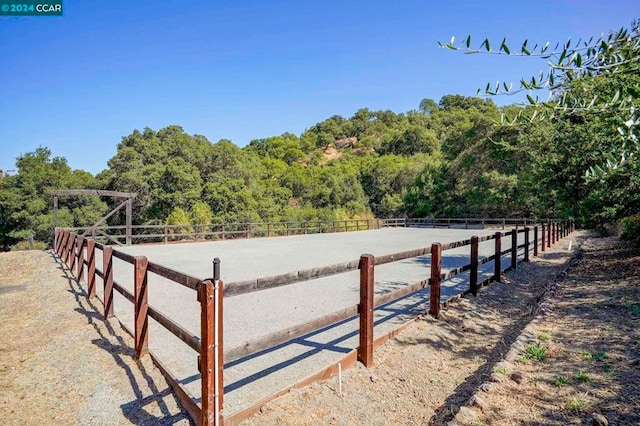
465;35;471;49
527;94;536;104
501;38;510;54
611;90;620;104
558;49;567;64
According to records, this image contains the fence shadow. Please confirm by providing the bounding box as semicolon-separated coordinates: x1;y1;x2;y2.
51;253;192;425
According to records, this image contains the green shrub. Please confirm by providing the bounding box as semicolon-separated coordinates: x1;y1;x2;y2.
166;207;194;239
620;214;640;248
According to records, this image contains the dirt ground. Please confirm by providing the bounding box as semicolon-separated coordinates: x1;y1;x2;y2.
246;234;594;425
0;250;190;425
469;236;640;426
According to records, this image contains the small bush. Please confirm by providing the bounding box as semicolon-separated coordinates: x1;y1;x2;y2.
525;343;547;361
620;214;640;248
566;398;587;412
538;332;550;341
554;376;569;387
574;371;590;382
10;240;48;251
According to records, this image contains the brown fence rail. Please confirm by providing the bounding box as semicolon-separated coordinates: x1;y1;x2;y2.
60;217;549;247
52;219;575;425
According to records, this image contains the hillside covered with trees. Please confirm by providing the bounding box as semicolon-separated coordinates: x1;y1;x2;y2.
1;22;638;250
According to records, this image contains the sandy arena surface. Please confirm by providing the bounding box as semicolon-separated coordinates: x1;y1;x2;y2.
78;227;533;416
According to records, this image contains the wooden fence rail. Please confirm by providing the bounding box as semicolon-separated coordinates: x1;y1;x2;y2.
52;219;574;425
60;217;559;246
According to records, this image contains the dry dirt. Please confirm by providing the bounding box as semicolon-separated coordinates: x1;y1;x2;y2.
246;234;595;425
0;250;190;425
468;236;640;426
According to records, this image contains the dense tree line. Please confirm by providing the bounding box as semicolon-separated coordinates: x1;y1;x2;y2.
2;23;638;250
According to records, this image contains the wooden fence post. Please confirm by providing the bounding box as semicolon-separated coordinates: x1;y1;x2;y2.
134;256;149;359
511;230;518;270
126;198;132;246
69;234;78;270
64;231;70;260
64;231;74;268
58;231;67;260
429;243;442;318
87;240;96;298
64;232;71;267
547;222;552;248
76;236;85;281
494;232;502;281
65;232;73;267
57;229;62;256
541;224;546;252
55;228;61;256
358;254;375;367
533;226;539;257
524;227;530;262
470;236;479;296
200;277;224;426
552;222;556;245
103;246;114;319
56;228;63;256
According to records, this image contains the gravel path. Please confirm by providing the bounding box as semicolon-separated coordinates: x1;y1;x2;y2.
0;250;190;425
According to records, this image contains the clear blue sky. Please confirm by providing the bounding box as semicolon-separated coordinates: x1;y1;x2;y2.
0;0;636;174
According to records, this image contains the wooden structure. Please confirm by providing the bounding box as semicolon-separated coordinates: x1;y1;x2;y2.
49;189;137;246
59;216;551;247
53;219;575;425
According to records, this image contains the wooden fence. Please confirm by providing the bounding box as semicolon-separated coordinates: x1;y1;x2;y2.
53;219;574;425
61;217;545;247
53;227;222;426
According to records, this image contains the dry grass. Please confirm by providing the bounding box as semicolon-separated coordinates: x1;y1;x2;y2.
0;250;190;425
473;236;640;425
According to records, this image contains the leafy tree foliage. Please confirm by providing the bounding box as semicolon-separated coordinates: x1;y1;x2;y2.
0;147;107;248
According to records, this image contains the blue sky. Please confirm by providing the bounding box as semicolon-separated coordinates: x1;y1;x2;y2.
0;0;636;174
